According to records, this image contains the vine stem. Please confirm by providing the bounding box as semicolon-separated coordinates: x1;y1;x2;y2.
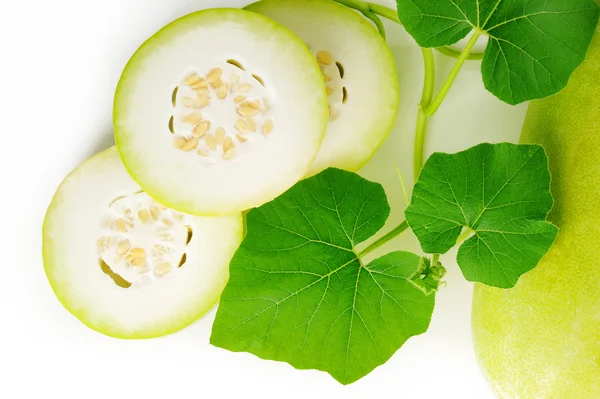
423;31;482;117
328;0;485;252
333;0;388;37
358;220;409;257
413;48;435;181
365;11;387;38
413;31;481;176
366;2;400;22
436;46;484;61
456;227;475;246
331;0;483;60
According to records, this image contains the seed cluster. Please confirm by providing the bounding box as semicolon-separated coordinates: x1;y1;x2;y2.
316;50;347;121
96;195;191;287
170;65;275;161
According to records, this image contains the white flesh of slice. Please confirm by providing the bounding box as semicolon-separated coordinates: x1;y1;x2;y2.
114;9;328;216
43;147;243;338
246;0;399;176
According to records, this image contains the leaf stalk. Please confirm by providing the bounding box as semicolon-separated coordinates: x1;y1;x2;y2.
423;31;482;117
331;0;484;59
358;220;409;257
413;47;435;180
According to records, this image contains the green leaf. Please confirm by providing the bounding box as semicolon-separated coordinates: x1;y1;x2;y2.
405;143;558;288
211;169;442;385
396;0;600;104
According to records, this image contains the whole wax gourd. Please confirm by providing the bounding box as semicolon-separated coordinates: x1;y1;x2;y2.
471;17;600;399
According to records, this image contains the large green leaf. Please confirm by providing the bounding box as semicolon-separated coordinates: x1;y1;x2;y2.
211;168;442;384
396;0;600;104
405;143;558;288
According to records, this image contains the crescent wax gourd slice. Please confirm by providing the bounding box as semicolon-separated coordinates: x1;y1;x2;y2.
246;0;399;176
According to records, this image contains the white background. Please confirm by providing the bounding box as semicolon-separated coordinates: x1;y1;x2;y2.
0;0;528;398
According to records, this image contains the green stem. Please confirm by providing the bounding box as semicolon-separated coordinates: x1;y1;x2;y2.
366;2;400;22
412;32;481;178
332;0;485;60
365;11;386;38
423;31;482;117
413;48;435;180
456;227;475;245
332;0;367;11
333;0;387;37
358;220;409;257
413;33;479;176
435;46;484;61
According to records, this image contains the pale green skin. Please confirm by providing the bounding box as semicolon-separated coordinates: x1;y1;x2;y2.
472;22;600;399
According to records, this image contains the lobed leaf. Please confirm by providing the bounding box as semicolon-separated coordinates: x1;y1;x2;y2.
396;0;600;104
405;142;558;288
211;169;441;384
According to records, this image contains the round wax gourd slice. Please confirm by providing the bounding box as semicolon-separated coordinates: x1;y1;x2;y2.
43;147;243;338
114;8;328;215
